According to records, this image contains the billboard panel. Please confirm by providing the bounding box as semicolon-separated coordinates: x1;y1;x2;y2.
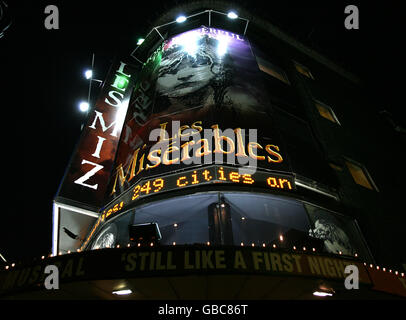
106;27;292;203
56;60;138;209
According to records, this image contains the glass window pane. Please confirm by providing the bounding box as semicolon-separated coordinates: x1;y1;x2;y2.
132;193;218;245
256;56;290;84
315;102;337;123
305;203;372;261
223;193;312;246
295;62;314;79
345;161;374;190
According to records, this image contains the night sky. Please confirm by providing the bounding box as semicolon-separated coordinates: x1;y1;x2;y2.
1;0;404;264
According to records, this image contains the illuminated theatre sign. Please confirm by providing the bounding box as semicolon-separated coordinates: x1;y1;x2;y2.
104;26;295;204
56;60;138;209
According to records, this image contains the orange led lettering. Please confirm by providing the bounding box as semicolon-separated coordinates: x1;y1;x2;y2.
177;176;188;187
153;178;164;192
140;181;152;194
267;177;278;188
132;185;141;200
218;167;227;181
229;171;240;183
242;174;254;184
279;178;292;190
191;171;199;185
202;169;212;181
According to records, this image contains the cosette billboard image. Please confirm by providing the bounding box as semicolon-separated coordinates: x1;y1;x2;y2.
106;27;293;203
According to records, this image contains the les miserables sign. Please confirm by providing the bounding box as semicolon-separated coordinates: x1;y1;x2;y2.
55;60;138;210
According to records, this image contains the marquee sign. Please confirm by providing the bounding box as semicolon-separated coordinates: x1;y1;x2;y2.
1;246;379;297
104;165;294;222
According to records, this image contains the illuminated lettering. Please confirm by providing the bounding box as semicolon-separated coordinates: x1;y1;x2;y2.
194;139;211;157
146;148;161;170
140;181;152;194
89;110;119;137
229;171;240;183
218;167;227;181
104;90;124;108
248;142;265;160
265;144;283;163
202;170;213;181
211;124;235;154
267;177;278;188
279;178;292;190
153;178;164;192
191;171;199;185
136;153;146;175
242;174;254;184
132;185;141;200
177;176;188;187
73;160;104;190
158;122;170;142
191;121;203;134
163;146;180;165
91;136;107;159
180;141;195;162
234;128;248;157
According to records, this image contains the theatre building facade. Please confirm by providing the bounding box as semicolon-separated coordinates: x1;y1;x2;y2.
1;2;405;299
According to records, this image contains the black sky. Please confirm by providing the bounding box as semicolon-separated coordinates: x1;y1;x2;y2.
1;0;404;264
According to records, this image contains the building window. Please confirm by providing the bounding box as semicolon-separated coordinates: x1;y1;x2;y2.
329;162;343;171
294;61;314;79
314;100;341;125
256;56;290;85
345;159;378;191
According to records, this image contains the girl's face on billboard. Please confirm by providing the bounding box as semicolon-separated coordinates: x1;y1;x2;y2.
157;34;220;97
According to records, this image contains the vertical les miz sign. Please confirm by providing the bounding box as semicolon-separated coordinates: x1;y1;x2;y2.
57;61;136;209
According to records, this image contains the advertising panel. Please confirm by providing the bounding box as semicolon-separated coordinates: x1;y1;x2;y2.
107;27;291;203
0;246;374;297
56;60;138;209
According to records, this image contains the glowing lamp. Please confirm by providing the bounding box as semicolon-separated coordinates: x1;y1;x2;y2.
79;101;89;112
112;289;132;296
176;16;187;23
227;11;238;19
84;69;93;79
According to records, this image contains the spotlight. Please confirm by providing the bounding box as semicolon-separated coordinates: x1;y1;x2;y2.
227;11;238;19
137;38;145;45
313;291;333;297
84;69;93;80
176;15;187;23
112;289;132;296
79;101;89;113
